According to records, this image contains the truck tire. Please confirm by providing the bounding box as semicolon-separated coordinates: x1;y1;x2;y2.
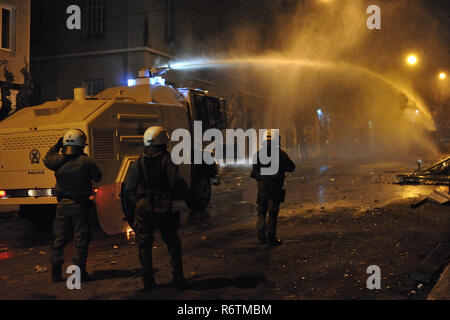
186;179;211;211
19;204;56;229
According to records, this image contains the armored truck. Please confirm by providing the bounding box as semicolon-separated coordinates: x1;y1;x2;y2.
0;71;225;235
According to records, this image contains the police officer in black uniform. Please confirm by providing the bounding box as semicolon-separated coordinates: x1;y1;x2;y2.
251;129;296;246
123;126;188;290
44;129;102;283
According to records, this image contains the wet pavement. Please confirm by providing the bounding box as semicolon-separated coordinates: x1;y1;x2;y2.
0;157;448;299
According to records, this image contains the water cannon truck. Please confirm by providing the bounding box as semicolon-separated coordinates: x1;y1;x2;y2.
0;68;225;235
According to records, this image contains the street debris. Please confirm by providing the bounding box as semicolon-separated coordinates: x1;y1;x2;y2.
396;157;450;208
33;265;48;273
410;242;450;284
411;187;450;208
397;156;450;186
427;189;450;205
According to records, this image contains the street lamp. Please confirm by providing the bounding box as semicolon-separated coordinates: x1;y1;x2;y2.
406;54;418;66
438;72;447;80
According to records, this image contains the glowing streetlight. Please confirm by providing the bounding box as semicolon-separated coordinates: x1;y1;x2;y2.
406;54;418;66
438;72;447;80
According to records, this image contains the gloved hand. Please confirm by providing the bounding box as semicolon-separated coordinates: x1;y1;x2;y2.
54;137;64;150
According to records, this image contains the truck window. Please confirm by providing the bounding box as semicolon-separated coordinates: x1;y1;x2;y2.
193;95;210;130
205;97;224;129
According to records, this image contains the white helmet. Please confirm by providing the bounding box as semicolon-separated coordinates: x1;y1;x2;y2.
63;129;87;147
143;126;169;147
62;129;87;155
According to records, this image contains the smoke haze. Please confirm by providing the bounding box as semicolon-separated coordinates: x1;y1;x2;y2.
169;0;449;160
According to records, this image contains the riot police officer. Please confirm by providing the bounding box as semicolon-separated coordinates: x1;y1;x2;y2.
44;129;102;283
123;126;188;290
251;129;296;246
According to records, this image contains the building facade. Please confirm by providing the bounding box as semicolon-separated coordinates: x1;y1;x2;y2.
30;0;274;124
30;0;262;100
29;0;304;159
0;0;30;119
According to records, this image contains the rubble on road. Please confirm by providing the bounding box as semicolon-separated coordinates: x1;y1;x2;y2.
427;188;450;205
410;242;450;284
397;156;450;186
33;265;48;273
411;186;450;208
396;156;450;207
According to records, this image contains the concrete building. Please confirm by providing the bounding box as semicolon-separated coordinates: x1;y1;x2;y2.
29;0;304;157
0;0;30;117
30;1;262;99
31;0;174;102
30;1;273;125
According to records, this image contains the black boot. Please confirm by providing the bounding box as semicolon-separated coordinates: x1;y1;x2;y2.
51;264;63;283
73;260;91;282
267;234;282;246
268;238;282;246
79;265;91;282
143;271;157;290
169;240;188;290
258;230;266;244
172;273;189;291
74;248;91;282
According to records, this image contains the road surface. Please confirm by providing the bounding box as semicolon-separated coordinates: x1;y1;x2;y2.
0;157;448;299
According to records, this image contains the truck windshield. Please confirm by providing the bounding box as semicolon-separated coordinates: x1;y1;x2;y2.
193;94;225;130
193;95;211;130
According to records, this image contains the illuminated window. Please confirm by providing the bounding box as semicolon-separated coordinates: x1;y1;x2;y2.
88;0;105;37
0;4;16;51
